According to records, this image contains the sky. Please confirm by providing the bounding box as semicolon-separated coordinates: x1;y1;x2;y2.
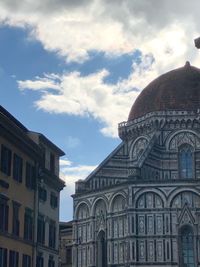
0;0;200;221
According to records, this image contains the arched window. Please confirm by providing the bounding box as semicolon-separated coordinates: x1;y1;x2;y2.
136;192;163;209
171;191;200;209
77;203;89;220
112;195;126;213
180;226;195;267
179;145;193;179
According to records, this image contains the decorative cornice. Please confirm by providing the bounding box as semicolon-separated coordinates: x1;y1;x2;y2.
39;168;65;191
119;110;200;141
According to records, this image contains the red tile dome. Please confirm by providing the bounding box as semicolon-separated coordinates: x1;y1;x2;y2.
128;62;200;121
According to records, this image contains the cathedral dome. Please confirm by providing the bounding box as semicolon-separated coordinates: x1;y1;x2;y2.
128;62;200;121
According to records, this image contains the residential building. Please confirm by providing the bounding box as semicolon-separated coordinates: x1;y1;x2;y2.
73;62;200;267
0;105;65;267
59;221;73;267
32;132;65;267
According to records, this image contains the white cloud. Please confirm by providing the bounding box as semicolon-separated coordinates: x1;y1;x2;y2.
17;61;145;137
18;76;60;91
0;0;199;65
60;159;72;167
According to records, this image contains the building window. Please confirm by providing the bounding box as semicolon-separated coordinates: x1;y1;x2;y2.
26;162;35;190
0;247;7;267
49;220;56;248
12;202;20;236
50;193;58;209
9;250;19;267
179;145;193;179
22;254;31;267
0;197;9;232
37;215;45;244
180;226;195;267
13;154;23;182
66;247;72;264
50;153;55;174
1;145;11;176
36;254;43;267
24;209;33;241
48;256;55;267
38;187;47;202
40;145;46;168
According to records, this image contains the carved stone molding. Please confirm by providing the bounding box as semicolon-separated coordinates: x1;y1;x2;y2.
168;131;200;150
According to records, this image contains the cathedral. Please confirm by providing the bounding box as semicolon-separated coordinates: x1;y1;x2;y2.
73;62;200;267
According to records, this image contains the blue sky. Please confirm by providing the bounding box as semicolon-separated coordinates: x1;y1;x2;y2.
0;0;199;221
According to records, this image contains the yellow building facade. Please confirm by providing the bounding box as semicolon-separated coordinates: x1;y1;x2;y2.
0;105;65;267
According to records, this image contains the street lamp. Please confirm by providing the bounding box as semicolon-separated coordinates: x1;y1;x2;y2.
194;37;200;49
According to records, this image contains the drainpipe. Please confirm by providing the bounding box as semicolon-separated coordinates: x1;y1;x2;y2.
32;161;39;267
33;162;42;267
